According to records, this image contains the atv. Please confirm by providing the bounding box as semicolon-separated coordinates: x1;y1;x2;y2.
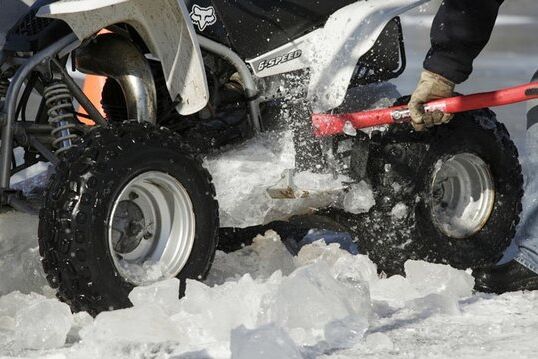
0;0;523;314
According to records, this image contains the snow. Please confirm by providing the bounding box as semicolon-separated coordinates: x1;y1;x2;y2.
231;324;303;359
1;227;537;358
1;2;538;357
364;332;394;352
9;161;51;196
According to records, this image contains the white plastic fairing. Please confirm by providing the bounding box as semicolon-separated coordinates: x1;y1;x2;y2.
307;0;430;112
247;30;322;78
37;0;209;116
249;0;430;112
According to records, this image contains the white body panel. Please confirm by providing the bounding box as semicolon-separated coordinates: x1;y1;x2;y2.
308;0;430;112
37;0;429;116
37;0;209;116
247;30;322;78
249;0;430;112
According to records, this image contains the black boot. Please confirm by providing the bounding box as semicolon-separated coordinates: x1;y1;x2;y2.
473;260;538;294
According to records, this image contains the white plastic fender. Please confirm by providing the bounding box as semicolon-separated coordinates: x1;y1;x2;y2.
37;0;209;116
307;0;431;112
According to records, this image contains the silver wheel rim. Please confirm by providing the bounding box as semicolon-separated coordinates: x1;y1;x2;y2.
107;171;195;285
430;153;495;239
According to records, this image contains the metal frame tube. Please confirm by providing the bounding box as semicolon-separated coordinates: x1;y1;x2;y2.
0;34;79;189
197;35;262;133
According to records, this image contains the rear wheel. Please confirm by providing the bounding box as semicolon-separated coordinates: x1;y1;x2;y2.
38;122;219;314
340;109;523;274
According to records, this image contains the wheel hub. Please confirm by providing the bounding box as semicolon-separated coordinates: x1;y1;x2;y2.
111;200;147;254
107;171;196;285
430;153;495;239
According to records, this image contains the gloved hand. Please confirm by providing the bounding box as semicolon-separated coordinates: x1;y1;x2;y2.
409;70;455;131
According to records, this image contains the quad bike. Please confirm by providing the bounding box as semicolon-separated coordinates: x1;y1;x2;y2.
0;0;523;314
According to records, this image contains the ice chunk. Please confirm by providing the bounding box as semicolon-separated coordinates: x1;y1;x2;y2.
391;182;402;193
174;273;282;344
342;181;375;214
324;315;369;348
230;324;303;359
0;211;47;296
343;121;358;137
298;231;358;256
206;231;294;286
67;311;94;343
80;304;179;344
205;132;351;228
14;299;73;350
365;332;394;351
370;275;421;307
293;171;349;193
391;203;409;220
404;260;474;299
370;261;474;313
206;249;261;286
117;261;166;286
248;231;296;278
204;132;295;227
0;291;44;318
10;162;52;196
296;241;378;285
270;262;371;342
332;255;379;286
296;240;352;268
129;278;180;314
408;293;461;315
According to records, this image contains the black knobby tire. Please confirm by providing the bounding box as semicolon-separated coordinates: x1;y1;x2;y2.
38;122;219;315
344;109;523;275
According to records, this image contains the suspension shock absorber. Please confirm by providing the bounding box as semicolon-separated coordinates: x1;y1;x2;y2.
43;81;80;154
0;74;9;103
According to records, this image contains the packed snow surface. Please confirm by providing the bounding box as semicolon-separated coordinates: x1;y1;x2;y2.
1;221;537;358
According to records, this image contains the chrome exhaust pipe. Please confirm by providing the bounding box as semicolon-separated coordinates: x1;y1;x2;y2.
75;33;157;124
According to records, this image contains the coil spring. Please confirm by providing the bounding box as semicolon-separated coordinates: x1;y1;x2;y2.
43;82;80;154
0;76;9;100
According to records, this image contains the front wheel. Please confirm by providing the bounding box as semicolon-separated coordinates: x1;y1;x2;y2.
38;122;219;315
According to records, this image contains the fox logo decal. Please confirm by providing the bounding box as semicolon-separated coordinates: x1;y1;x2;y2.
190;5;217;32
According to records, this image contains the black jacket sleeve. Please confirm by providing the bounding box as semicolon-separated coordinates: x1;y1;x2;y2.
424;0;504;84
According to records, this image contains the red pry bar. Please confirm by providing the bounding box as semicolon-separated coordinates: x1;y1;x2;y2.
312;81;538;137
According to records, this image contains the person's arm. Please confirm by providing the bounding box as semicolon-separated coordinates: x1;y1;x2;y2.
424;0;504;84
409;0;504;131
